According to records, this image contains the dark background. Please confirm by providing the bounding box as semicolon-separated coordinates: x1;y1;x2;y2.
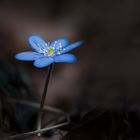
0;0;140;139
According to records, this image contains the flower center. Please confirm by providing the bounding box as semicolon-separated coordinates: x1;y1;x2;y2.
48;47;54;56
38;41;65;57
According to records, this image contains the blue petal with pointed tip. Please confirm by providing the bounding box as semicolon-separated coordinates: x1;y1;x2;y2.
15;51;43;61
54;54;77;63
33;57;54;68
28;35;47;52
50;38;68;48
60;41;83;54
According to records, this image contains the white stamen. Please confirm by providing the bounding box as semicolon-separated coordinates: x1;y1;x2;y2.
57;52;61;55
54;41;57;47
45;43;48;47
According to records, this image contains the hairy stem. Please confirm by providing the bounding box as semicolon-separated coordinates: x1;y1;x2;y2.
37;64;53;136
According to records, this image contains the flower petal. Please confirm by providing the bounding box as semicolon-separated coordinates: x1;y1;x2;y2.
33;57;54;68
60;41;83;54
15;51;43;61
54;54;77;63
28;35;47;52
50;38;68;48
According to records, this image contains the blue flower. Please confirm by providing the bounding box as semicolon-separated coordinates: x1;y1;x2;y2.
15;35;83;68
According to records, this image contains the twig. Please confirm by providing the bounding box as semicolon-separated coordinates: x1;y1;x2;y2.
10;99;64;114
9;98;71;124
4;122;69;140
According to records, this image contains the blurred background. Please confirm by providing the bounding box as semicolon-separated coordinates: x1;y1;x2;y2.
0;0;140;139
